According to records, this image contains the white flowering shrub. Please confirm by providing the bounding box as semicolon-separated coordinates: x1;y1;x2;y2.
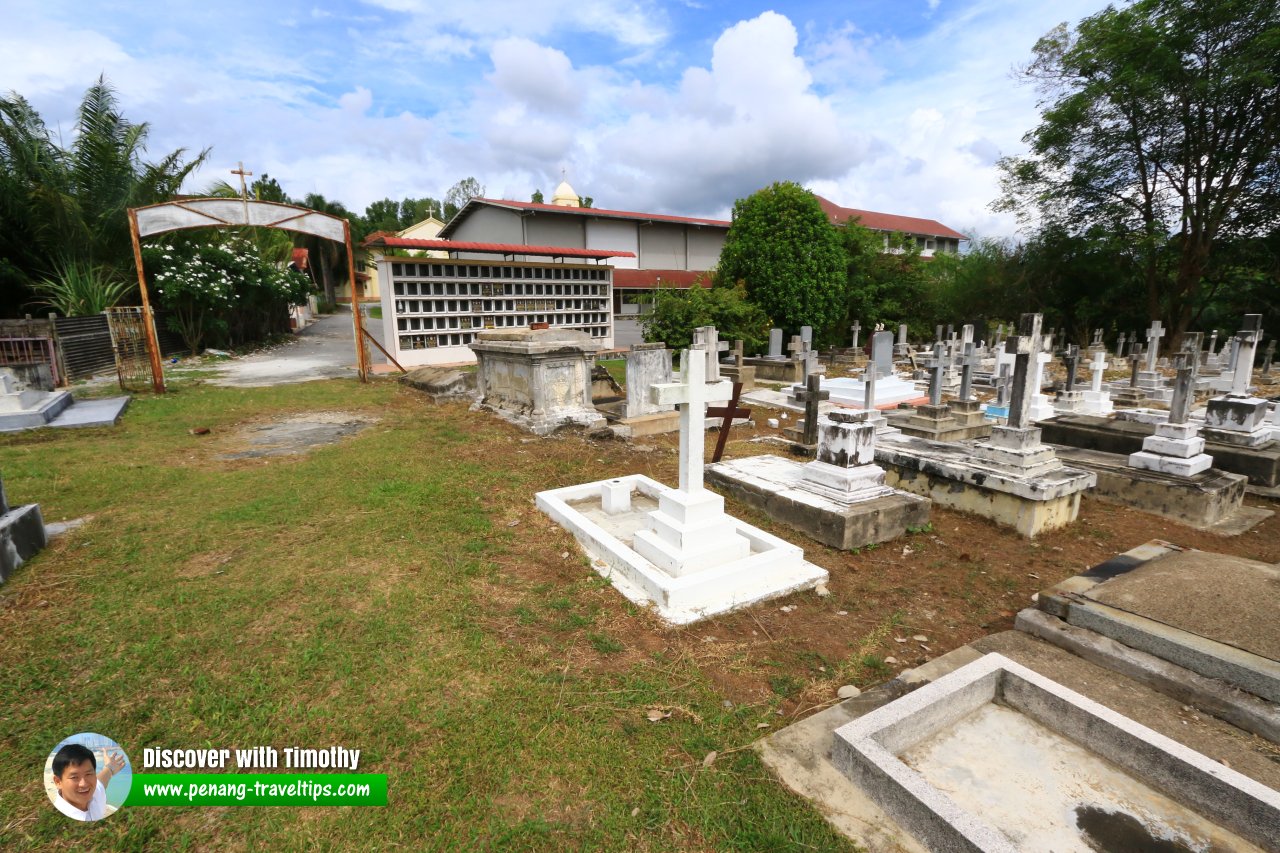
142;234;311;354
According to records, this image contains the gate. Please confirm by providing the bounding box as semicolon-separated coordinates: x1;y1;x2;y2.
105;307;156;391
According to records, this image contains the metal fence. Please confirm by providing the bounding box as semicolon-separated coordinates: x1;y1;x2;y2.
0;312;188;386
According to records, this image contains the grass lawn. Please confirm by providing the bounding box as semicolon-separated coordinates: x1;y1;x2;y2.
7;371;1278;850
0;377;853;852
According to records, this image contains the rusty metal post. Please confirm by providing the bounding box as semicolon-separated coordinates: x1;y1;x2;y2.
127;209;166;394
344;220;368;382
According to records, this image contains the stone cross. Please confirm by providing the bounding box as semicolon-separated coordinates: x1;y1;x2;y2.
994;323;1006;348
1207;330;1219;357
897;324;908;345
1144;320;1165;372
1227;336;1240;372
800;326;813;352
946;324;954;340
1116;331;1127;359
1128;345;1144;388
1092;328;1103;347
934;325;944;343
927;342;946;406
793;372;830;447
649;349;732;493
1264;340;1276;376
692;325;728;382
1063;345;1080;392
1089;349;1107;393
1129;332;1139;356
850;321;862;350
732;339;745;368
788;335;805;362
768;328;783;358
994;363;1011;408
1229;314;1263;396
1168;354;1195;425
863;361;878;410
1004;313;1043;430
707;382;751;463
959;342;977;401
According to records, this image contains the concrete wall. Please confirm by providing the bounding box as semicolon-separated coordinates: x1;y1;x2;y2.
688;228;725;270
527;216;586;249
586;220;640;269
449;206;524;245
639;223;687;269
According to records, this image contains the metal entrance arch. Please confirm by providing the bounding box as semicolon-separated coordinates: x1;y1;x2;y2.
127;197;370;392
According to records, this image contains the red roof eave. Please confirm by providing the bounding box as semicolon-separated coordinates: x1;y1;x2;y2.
364;235;635;260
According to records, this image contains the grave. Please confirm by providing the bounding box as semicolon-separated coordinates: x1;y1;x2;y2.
894;323;911;357
0;368;130;433
535;347;827;625
783;372;829;456
874;314;1095;537
830;652;1278;853
1027;340;1057;422
945;342;992;439
707;410;930;550
0;473;46;584
1048;355;1267;533
1110;346;1149;408
758;538;1280;853
741;333;808;384
820;331;924;409
895;343;958;440
1080;349;1115;415
1052;346;1085;413
1202;315;1271;448
718;339;757;391
469;327;606;435
600;343;679;438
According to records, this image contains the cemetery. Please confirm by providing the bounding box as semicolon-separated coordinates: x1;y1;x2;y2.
2;4;1278;842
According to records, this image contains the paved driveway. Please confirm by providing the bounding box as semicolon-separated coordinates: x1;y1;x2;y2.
211;310;385;387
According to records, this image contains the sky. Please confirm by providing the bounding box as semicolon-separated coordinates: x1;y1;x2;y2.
2;0;1115;239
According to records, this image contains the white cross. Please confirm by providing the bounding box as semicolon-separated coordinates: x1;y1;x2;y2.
650;349;732;493
1089;349;1108;393
1145;320;1165;371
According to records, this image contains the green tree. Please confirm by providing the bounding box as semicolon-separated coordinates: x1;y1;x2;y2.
531;189;544;204
443;177;484;221
0;76;207;315
363;197;402;233
640;279;770;354
717;181;846;338
400;197;441;226
837;221;933;338
997;0;1280;342
251;173;290;204
296;193;359;306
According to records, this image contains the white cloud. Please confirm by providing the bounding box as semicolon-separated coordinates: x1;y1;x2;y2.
487;38;581;115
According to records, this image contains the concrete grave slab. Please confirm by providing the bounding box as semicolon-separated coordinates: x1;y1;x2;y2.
831;652;1279;853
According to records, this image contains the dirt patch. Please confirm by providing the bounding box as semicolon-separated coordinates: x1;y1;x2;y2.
217;411;379;460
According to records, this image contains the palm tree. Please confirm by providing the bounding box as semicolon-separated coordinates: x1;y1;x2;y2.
296;193;361;307
0;75;207;315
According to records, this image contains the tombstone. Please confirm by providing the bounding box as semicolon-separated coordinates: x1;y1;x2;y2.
895;323;911;357
1092;328;1103;348
1027;336;1057;422
1205;329;1220;366
1052;345;1085;414
1127;354;1215;475
536;349;827;624
0;472;48;584
768;328;784;358
945;343;991;438
984;363;1012;420
788;335;805;363
470;328;606;435
800;326;813;351
791;372;830;455
0;368;76;431
899;343;964;440
934;325;944;344
1081;349;1115;415
1111;345;1148;408
850;321;862;350
719;339;757;392
691;326;728;383
870;330;895;379
623;344;674;419
1203;315;1271;447
1115;331;1127;360
876;313;1096;537
993;323;1006;350
1264;340;1276;376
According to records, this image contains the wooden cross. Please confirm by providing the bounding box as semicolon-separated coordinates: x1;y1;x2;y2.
707;382;751;463
792;372;829;448
231;161;253;199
